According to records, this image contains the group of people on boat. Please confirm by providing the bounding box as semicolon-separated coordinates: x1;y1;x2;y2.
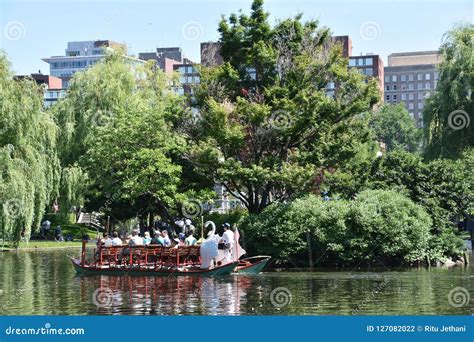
96;220;239;268
98;229;197;249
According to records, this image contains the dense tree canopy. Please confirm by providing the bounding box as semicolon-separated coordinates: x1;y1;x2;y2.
0;53;60;243
187;0;380;213
423;24;473;159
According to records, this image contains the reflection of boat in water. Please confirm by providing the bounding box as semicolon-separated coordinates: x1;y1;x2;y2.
234;256;271;274
82;274;254;315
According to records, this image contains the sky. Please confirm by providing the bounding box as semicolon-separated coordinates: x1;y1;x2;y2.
0;0;472;75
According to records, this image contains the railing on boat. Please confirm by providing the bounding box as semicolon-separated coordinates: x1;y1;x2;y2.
86;243;201;269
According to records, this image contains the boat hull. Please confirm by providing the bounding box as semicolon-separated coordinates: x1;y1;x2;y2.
234;256;270;274
71;258;238;276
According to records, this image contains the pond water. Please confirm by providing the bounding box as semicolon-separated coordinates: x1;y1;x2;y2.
0;248;472;315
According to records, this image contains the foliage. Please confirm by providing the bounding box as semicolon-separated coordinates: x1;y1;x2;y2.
53;52;210;223
423;24;473;159
242;190;432;265
0;53;61;243
370;103;422;152
325;149;470;258
187;0;380;214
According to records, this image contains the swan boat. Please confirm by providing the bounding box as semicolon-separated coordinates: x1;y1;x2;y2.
71;221;269;276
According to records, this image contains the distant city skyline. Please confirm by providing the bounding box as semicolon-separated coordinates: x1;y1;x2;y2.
0;0;472;75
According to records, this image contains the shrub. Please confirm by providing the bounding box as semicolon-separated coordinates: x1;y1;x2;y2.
242;190;432;266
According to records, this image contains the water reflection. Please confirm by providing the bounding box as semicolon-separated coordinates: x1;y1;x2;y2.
77;274;254;315
0;249;472;316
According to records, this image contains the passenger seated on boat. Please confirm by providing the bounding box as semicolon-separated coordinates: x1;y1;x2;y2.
143;231;152;245
161;230;171;247
129;230;144;246
98;233;113;247
185;230;197;246
151;231;165;245
111;231;122;246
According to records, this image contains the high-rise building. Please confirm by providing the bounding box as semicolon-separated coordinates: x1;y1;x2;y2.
139;47;184;72
333;35;352;58
383;51;440;127
349;54;384;96
42;40;141;88
174;63;200;96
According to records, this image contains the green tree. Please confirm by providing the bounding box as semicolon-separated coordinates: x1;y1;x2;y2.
370;103;421;152
0;53;61;243
54;52;210;224
423;24;473;159
188;0;380;214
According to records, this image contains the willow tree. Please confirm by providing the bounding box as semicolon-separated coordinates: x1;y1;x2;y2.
187;0;379;213
423;24;473;160
0;53;60;243
54;52;202;224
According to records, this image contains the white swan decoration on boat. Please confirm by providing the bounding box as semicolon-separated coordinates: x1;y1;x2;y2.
199;221;219;269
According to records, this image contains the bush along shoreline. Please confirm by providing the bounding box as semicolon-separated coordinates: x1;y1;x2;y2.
240;190;468;268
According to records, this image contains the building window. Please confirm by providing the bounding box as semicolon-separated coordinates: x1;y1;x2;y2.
392;75;397;82
425;83;431;89
408;74;414;81
393;95;397;101
365;68;373;76
365;58;373;66
246;67;257;80
384;76;390;82
409;103;414;110
401;74;406;82
401;94;406;101
434;72;439;80
418;93;423;100
386;85;390;91
385;95;390;101
417;83;423;90
418;102;424;110
393;85;397;90
178;66;186;74
349;59;356;67
408;84;414;90
409;112;414;118
409;93;414;100
425;73;431;80
401;84;407;90
417;73;423;81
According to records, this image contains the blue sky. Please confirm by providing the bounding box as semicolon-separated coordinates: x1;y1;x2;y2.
0;0;472;75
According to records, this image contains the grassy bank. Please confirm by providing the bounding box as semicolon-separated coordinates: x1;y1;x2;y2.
1;223;99;251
